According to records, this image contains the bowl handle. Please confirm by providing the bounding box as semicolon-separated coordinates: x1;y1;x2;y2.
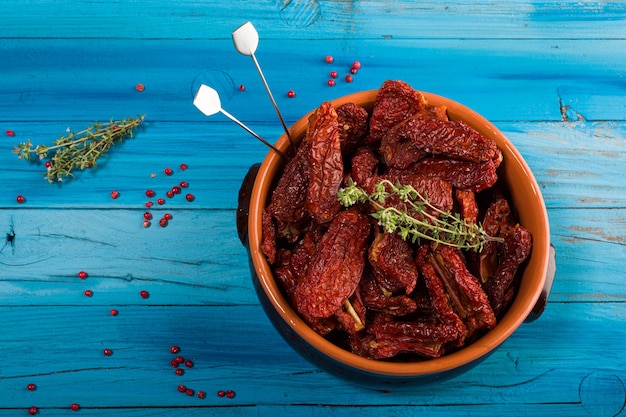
236;163;261;247
524;244;557;323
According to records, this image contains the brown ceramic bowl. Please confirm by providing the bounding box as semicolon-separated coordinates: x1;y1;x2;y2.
237;89;555;387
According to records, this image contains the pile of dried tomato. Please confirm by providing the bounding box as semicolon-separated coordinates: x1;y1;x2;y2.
261;80;532;361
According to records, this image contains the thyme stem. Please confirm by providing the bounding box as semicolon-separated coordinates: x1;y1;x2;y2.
12;115;145;183
338;178;501;252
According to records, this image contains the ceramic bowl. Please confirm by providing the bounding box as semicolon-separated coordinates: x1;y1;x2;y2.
237;89;556;388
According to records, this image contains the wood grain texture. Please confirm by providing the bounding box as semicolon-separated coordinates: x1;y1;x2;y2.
1;0;625;415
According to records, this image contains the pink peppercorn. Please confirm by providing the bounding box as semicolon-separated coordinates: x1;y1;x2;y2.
6;130;15;137
197;391;206;399
70;403;80;411
170;345;181;354
287;90;295;98
140;290;149;299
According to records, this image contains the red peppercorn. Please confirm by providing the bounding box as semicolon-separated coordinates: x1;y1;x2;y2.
184;359;194;368
327;79;335;87
157;198;165;205
345;75;353;83
164;167;173;176
29;406;38;415
217;390;226;397
159;218;168;227
352;61;362;69
186;388;195;396
166;190;174;198
78;271;88;279
6;130;15;137
185;193;195;202
170;345;180;354
170;359;179;368
140;290;149;299
84;289;93;297
45;161;52;168
175;355;185;364
135;83;145;92
163;213;172;220
16;195;26;204
177;384;186;393
103;348;113;356
330;71;338;78
226;389;236;399
70;403;80;411
238;84;245;91
143;212;152;220
27;383;36;391
146;189;156;198
142;220;151;228
325;55;334;64
286;90;295;98
172;186;181;194
145;201;154;208
110;309;119;316
179;163;188;171
350;67;358;74
197;391;206;399
175;368;185;376
110;190;120;199
179;181;189;188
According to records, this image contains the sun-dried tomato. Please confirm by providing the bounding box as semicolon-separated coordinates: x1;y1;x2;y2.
336;102;370;156
455;189;479;224
349;146;379;191
293;209;371;319
484;224;532;317
367;80;427;144
261;209;277;264
368;228;419;294
369;319;462;345
266;141;310;224
359;270;417;316
393;156;501;192
381;172;454;216
305;102;344;224
381;115;500;169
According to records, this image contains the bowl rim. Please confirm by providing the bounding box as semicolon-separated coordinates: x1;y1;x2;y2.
248;89;551;376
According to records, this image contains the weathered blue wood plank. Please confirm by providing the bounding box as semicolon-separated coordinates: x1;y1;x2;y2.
1;0;625;40
0;38;624;123
0;207;624;305
0;303;624;415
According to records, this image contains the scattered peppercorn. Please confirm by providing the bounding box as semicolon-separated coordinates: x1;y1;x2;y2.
170;345;181;354
164;213;173;220
287;90;296;98
175;356;185;364
175;368;185;376
171;186;181;194
135;83;145;92
146;189;156;198
179;163;188;171
184;359;194;368
28;406;38;415
325;55;334;64
110;309;119;316
179;181;188;188
330;71;338;78
157;198;165;205
185;388;195;396
70;403;80;411
352;61;362;69
78;271;88;279
16;195;26;204
140;290;149;299
217;390;225;397
110;190;120;199
238;84;245;91
6;130;15;137
226;389;236;399
327;79;335;87
103;348;113;356
166;190;174;198
145;201;154;208
185;193;195;202
170;359;179;368
197;391;206;399
159;218;168;227
164;167;173;176
27;383;36;391
142;220;151;228
84;290;93;297
345;75;353;83
177;384;186;393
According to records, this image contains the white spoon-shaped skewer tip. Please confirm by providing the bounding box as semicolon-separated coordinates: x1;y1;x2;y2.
232;21;259;56
193;84;289;160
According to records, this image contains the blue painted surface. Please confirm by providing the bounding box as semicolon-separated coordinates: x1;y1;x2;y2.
0;1;625;415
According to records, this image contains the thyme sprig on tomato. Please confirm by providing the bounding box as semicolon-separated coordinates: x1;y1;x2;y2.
338;178;501;252
12;115;145;183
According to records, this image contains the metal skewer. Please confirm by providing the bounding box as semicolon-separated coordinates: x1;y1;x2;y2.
232;21;295;154
193;84;290;160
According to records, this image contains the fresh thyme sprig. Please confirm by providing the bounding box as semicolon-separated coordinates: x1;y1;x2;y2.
12;115;145;183
338;178;501;252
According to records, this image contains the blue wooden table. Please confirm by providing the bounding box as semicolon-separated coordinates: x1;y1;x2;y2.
1;1;625;416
